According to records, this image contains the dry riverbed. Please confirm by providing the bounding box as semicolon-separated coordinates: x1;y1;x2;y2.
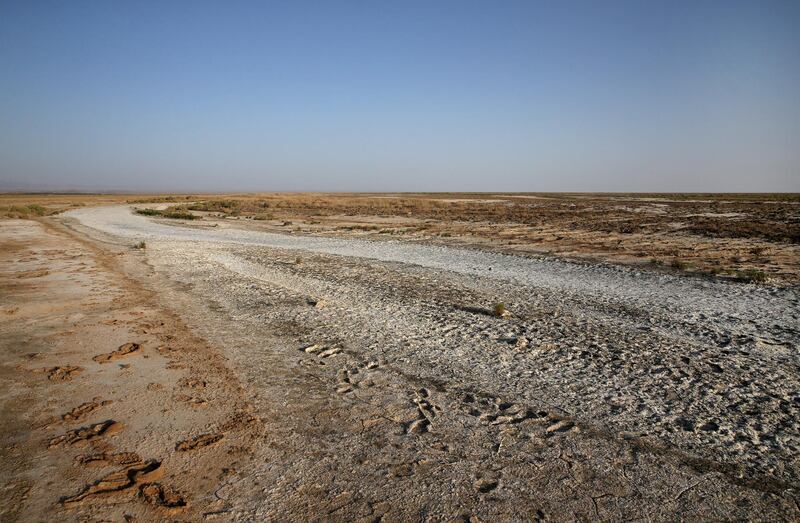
1;203;799;521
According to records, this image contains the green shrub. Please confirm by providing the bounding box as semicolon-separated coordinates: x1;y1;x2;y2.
162;211;198;220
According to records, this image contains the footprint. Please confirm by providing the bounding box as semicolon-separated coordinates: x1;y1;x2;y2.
15;269;49;279
413;390;438;420
403;390;440;435
465;395;542;426
545;419;575;434
306;298;328;309
61;459;161;505
138;483;187;509
300;344;323;354
40;366;84;382
61;400;112;423
318;347;342;358
93;343;141;363
474;478;499;493
76;452;142;467
178;377;206;389
174;394;208;406
300;343;342;357
49;420;121;448
175;433;223;451
407;419;430;434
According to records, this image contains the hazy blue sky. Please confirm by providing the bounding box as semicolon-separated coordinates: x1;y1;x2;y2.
1;0;798;192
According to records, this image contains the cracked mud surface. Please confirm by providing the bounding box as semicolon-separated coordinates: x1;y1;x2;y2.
39;204;798;520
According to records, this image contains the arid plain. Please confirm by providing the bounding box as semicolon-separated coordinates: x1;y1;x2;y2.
1;193;799;521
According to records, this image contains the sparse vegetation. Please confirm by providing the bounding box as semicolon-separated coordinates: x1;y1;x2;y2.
134;240;146;249
493;303;507;317
0;204;52;218
135;208;162;216
135;208;198;220
162;211;198;220
735;269;767;283
670;259;689;270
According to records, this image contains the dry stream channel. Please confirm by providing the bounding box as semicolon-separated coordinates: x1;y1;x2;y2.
62;205;800;520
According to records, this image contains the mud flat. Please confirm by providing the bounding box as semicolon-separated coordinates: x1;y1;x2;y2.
1;204;799;520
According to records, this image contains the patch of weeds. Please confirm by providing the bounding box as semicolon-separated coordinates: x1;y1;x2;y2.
735;269;767;283
342;224;379;231
493;303;507;317
163;211;198;220
649;258;663;266
135;208;162;216
135;208;198;220
128;196;178;204
134;241;146;250
670;259;689;270
0;204;51;218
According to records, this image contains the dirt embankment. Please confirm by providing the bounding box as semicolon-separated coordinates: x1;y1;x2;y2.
0;218;261;522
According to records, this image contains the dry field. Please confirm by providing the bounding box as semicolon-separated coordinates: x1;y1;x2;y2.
1;192;799;521
154;192;799;284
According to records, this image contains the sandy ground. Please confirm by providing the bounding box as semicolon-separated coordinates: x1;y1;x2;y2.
2;204;799;521
0;218;261;521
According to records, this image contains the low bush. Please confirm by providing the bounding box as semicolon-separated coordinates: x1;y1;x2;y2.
670;259;689;270
735;269;767;283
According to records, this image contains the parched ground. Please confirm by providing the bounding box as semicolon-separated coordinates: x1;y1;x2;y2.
0;219;261;521
1;196;799;521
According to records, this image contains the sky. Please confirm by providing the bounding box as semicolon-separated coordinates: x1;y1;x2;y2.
1;0;798;192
